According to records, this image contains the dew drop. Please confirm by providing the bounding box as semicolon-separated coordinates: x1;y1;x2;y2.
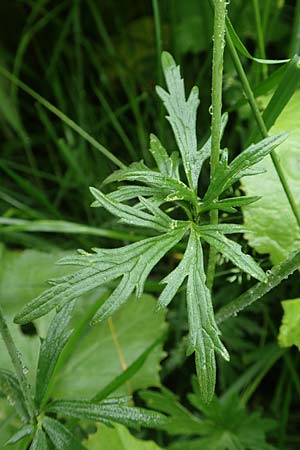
209;105;213;115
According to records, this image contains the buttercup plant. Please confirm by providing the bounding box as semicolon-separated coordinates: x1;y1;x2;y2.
13;52;287;403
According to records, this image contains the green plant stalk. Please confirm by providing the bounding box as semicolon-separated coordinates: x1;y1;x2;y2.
290;0;300;56
225;27;300;228
206;0;227;290
152;0;164;138
216;249;300;324
0;307;35;421
252;0;267;79
0;66;125;170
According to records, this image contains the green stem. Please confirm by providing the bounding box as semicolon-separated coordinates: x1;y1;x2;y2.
290;0;300;56
225;25;300;228
216;249;300;324
0;307;35;421
252;0;268;79
152;0;164;138
206;0;227;290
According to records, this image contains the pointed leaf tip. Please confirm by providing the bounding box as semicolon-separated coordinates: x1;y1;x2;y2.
161;51;175;71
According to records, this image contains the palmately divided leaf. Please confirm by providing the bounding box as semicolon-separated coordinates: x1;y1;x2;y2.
199;230;267;282
42;416;86;450
158;227;229;403
46;399;167;429
203;133;288;203
14;228;187;325
35;301;75;407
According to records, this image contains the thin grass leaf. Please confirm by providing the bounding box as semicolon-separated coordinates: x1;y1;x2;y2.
46;399;167;428
195;224;248;234
199;230;266;282
29;428;48;450
4;424;34;446
226;16;289;64
0;369;30;423
42;416;86;450
35;301;75;407
90;187;174;232
203;133;288;203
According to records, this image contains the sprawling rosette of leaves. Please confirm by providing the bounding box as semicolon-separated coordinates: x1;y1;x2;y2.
14;52;287;403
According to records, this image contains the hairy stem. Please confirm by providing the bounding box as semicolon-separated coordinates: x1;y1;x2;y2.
225;23;300;228
216;250;300;324
0;307;35;421
206;0;227;290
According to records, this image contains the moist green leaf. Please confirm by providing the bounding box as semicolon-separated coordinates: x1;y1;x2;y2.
200;196;260;213
42;416;86;450
103;162;197;204
156;52;201;190
278;298;300;350
149;134;180;180
199;230;267;282
46;399;167;428
242;91;300;264
204;133;288;203
4;425;34;446
90;187;173;232
35;301;75;407
84;423;163;450
158;227;229;403
29;428;48;450
14;228;186;325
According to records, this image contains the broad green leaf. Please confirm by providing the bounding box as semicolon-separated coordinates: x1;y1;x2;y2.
84;423;163;450
0;370;29;423
42;416;86;450
51;294;167;399
203;133;288;204
29;428;48;450
242;91;300;264
278;298;300;350
198;230;266;282
92;335;164;403
14;228;186;324
46;399;166;428
156;52;201;190
4;424;34;446
35;302;75;407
